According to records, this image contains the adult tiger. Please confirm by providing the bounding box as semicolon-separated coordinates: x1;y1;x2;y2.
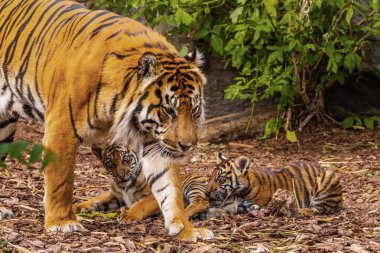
206;153;343;215
0;0;210;241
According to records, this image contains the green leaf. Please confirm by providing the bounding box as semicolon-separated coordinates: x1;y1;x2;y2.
364;117;374;130
286;130;298;143
77;211;118;219
346;8;354;24
8;141;29;159
195;29;209;39
28;144;44;164
230;7;244;24
342;116;354;129
211;34;224;55
289;40;297;51
264;0;278;18
373;0;379;12
344;53;356;73
41;150;53;170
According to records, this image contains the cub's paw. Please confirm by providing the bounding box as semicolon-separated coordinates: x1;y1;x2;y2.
297;208;315;216
46;220;88;233
0;207;14;219
118;210;143;224
72;203;94;213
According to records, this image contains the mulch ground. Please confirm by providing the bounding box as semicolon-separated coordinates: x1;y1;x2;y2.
0;121;379;252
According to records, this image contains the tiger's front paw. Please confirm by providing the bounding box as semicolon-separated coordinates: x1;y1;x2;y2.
176;226;214;242
45;219;87;233
118;210;143;224
0;207;14;219
170;218;214;242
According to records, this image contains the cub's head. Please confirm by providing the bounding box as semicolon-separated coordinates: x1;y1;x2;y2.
206;153;251;201
91;144;141;184
112;50;206;158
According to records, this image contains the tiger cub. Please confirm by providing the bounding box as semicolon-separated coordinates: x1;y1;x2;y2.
206;153;342;216
73;145;258;222
73;144;210;222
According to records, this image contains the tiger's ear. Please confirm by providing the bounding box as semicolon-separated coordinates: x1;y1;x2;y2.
91;145;103;160
233;156;250;176
185;49;204;68
217;152;228;164
137;52;157;80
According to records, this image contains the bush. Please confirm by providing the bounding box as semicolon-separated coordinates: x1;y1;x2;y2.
90;0;380;139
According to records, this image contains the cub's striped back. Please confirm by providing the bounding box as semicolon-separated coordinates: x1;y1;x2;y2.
206;153;342;215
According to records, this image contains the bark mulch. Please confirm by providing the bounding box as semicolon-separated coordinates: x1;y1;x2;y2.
0;122;379;252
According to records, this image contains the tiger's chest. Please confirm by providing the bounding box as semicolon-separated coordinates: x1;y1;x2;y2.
112;176;150;208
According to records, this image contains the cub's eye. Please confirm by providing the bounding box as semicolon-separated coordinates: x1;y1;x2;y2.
217;177;226;184
191;105;200;115
163;106;176;118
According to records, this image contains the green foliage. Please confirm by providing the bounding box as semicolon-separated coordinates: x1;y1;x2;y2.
342;115;380;130
90;0;380;138
77;211;119;219
0;141;52;170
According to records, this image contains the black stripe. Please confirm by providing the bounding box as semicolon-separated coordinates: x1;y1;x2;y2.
94;81;101;119
0;117;18;129
86;92;99;129
156;184;169;193
147;168;169;187
69;97;83;143
88;20;119;40
105;30;121;41
160;195;168;208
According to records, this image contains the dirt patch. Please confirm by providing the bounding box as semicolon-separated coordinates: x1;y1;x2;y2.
0;122;379;252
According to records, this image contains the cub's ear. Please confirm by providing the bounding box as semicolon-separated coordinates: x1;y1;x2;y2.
233;156;250;176
217;152;228;164
138;52;157;80
185;49;204;68
91;145;103;160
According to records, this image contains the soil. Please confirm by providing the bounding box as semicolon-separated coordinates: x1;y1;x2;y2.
0;121;379;252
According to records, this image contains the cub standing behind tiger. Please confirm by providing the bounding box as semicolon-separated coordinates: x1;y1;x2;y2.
0;0;210;241
206;153;343;215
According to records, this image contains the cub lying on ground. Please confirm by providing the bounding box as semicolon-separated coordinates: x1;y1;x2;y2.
73;145;258;222
206;153;343;216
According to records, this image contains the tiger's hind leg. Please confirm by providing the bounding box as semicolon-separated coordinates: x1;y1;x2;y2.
303;169;343;215
73;190;124;213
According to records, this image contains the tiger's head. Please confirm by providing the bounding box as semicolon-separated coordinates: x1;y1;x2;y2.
206;153;251;201
110;50;205;159
91;144;141;185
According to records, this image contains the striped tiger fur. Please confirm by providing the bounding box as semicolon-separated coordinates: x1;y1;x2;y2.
206;153;343;216
0;0;210;240
73;144;259;222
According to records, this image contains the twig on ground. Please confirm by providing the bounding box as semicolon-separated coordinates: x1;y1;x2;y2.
73;185;109;194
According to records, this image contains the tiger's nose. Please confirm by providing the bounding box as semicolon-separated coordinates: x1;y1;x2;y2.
178;142;193;152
